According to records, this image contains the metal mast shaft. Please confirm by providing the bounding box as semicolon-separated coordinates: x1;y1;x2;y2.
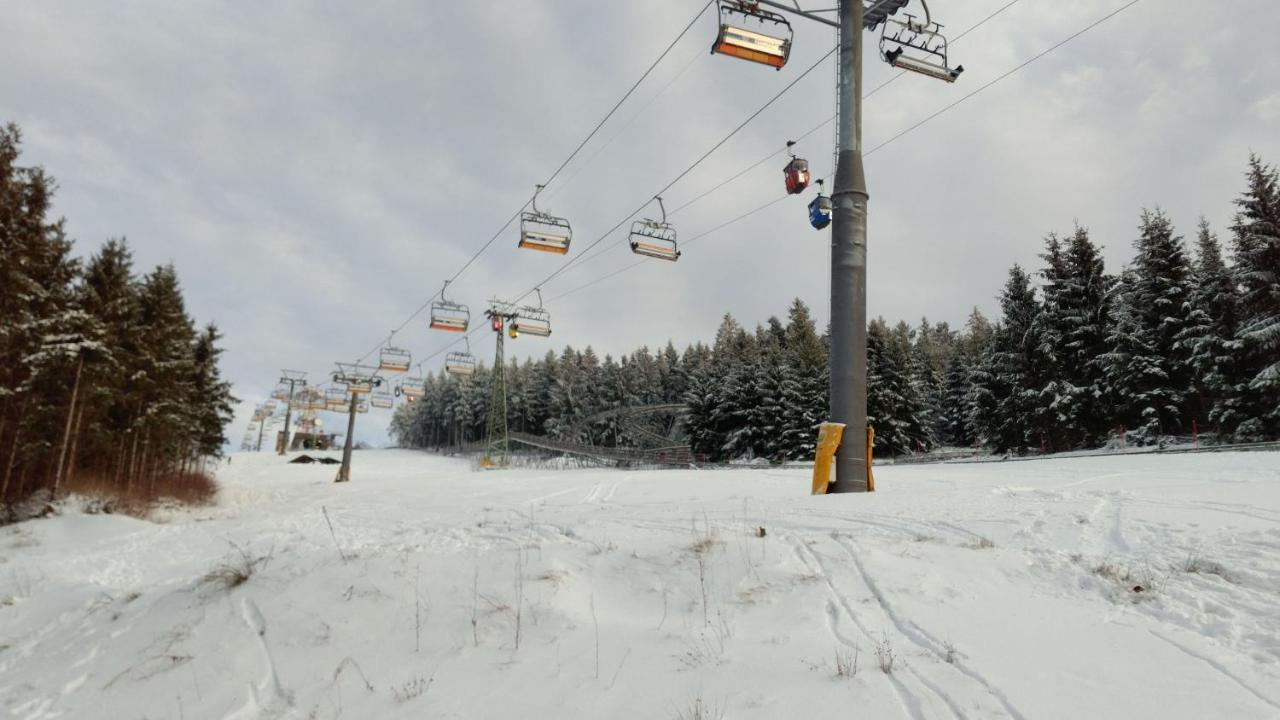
829;0;869;492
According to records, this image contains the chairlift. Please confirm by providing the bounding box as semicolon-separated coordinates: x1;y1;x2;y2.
783;140;810;195
370;388;394;409
711;1;793;70
519;185;572;255
398;375;427;398
511;289;552;338
629;197;680;261
808;179;832;229
379;346;412;373
430;281;470;332
324;387;348;411
879;1;962;83
303;390;327;412
445;337;476;376
445;351;477;376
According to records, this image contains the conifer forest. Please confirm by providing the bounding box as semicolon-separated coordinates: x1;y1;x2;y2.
0;123;234;510
393;154;1280;461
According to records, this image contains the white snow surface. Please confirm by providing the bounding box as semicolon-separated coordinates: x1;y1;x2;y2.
2;449;1279;719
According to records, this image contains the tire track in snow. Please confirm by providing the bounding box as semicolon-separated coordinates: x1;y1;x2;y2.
1148;629;1280;713
834;536;1028;720
787;535;959;720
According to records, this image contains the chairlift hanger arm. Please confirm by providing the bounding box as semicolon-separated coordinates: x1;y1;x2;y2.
753;0;905;29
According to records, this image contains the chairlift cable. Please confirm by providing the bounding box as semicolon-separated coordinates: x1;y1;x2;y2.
521;44;839;298
867;0;1139;156
386;0;1049;375
543;0;1025;285
545;0;1137;305
348;0;716;369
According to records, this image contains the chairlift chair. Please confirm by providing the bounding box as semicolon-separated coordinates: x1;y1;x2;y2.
378;346;412;373
808;179;832;229
445;351;477;376
629;196;680;261
510;289;552;337
429;281;470;332
370;388;394;409
712;1;793;70
324;387;348;411
445;337;477;376
879;2;962;83
783;141;810;195
519;185;572;255
398;376;427;398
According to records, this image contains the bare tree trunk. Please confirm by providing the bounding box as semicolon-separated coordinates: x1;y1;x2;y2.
1;397;31;502
52;354;85;497
134;427;150;496
65;402;86;490
114;433;128;488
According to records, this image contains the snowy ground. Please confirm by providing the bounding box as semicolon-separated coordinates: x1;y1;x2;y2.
2;449;1279;719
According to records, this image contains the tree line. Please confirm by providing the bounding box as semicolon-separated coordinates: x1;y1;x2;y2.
0;123;234;510
393;153;1278;460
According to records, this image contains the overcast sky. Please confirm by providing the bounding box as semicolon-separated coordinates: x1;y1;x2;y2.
4;0;1278;447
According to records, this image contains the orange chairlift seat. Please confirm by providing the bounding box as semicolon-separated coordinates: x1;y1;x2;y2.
397;375;427;399
711;1;793;70
429;280;470;333
629;196;680;261
508;290;552;338
519;185;572;255
445;336;477;376
378;346;411;373
324;386;348;411
370;387;394;409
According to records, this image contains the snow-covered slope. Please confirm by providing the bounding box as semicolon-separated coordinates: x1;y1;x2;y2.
2;450;1278;719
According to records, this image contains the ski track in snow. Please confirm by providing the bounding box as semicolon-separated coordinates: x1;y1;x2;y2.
3;449;1279;719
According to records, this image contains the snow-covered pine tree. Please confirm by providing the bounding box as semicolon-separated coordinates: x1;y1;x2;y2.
1107;209;1195;441
990;265;1049;453
1227;155;1280;439
1176;219;1242;438
778;299;827;460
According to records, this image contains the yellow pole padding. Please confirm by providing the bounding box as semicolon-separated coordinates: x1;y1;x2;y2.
811;422;846;495
866;425;876;492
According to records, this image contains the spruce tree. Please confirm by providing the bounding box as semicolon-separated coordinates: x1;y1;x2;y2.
1228;155;1280;439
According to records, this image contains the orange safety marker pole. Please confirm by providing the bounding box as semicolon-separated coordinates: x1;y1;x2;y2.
866;425;876;492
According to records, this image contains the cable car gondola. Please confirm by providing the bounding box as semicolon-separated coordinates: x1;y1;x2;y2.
430;281;470;332
445;337;477;376
629;196;680;261
510;289;552;338
378;346;412;373
879;2;963;83
808;179;832;230
711;1;793;70
783;140;810;195
519;185;572;255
